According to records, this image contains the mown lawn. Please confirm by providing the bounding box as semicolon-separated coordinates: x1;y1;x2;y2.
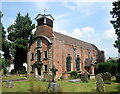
2;77;120;93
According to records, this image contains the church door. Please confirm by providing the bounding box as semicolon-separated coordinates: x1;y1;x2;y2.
37;68;41;75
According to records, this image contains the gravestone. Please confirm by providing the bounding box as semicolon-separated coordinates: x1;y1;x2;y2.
6;81;14;88
96;74;106;92
102;72;111;84
47;65;60;92
48;82;60;92
80;72;89;83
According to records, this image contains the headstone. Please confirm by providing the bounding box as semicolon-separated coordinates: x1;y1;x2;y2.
80;72;89;83
96;74;106;92
48;82;60;92
102;72;111;84
6;81;14;88
47;65;60;92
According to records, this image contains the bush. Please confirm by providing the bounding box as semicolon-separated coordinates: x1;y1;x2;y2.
11;69;17;74
70;71;78;79
3;67;7;74
96;60;118;76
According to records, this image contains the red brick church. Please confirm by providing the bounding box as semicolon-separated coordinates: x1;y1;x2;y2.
27;14;105;79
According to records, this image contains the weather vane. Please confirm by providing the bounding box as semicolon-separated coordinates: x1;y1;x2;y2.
44;8;46;14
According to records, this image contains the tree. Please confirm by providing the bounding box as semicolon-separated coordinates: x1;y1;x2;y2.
0;11;11;71
8;13;35;70
110;0;120;53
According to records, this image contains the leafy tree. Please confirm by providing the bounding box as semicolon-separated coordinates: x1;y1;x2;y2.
110;0;120;53
8;13;35;70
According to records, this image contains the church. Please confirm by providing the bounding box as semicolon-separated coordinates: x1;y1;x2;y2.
27;14;105;79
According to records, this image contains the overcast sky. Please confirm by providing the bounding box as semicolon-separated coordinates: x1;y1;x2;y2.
1;0;118;59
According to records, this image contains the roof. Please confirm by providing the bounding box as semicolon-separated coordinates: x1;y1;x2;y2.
35;14;55;21
53;31;97;51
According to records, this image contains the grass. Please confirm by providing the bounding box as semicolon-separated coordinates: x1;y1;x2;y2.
2;75;26;80
2;76;120;93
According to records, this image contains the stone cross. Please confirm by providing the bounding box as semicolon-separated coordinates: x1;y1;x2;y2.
50;65;58;82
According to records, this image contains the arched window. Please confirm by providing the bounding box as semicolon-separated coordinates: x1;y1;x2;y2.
37;50;41;61
76;55;80;71
66;54;72;72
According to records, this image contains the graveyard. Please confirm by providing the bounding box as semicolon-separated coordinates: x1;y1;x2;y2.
1;74;120;93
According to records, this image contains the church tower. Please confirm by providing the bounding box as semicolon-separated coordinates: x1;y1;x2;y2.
35;14;54;38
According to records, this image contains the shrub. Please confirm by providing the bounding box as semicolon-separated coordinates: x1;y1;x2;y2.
70;71;78;79
11;69;17;74
18;66;26;74
96;60;118;76
29;75;47;92
3;67;7;74
117;59;120;74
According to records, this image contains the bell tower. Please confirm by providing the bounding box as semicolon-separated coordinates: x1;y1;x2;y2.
35;14;55;37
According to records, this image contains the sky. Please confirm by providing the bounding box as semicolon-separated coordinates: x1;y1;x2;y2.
1;0;118;59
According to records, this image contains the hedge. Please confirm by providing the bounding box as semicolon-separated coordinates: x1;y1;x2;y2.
96;60;118;76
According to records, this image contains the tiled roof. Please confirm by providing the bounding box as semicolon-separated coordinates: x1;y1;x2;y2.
53;31;96;51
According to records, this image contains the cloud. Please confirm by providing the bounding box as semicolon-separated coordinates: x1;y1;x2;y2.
103;29;117;40
61;2;94;16
71;28;82;38
53;26;68;35
61;2;76;10
54;26;95;43
71;26;95;42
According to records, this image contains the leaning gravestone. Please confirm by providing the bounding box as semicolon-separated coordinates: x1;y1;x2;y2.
96;74;106;92
84;72;89;82
6;81;14;88
47;65;60;92
102;72;111;84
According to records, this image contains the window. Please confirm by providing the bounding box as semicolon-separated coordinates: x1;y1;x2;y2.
37;39;42;47
76;55;80;71
44;65;47;72
37;50;41;61
66;54;72;72
31;53;34;61
44;51;48;59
